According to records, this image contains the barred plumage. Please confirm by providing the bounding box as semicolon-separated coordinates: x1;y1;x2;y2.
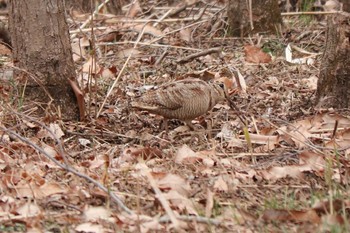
131;78;227;130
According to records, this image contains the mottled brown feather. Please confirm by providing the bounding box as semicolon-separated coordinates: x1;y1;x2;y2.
131;78;227;129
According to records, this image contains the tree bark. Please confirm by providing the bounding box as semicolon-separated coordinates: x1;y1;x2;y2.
9;0;79;120
316;12;350;108
227;0;282;37
340;0;350;12
65;0;122;14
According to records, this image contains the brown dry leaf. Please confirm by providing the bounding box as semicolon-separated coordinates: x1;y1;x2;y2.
213;176;228;192
175;145;215;167
278;113;350;149
37;182;68;198
118;146;163;164
121;214;165;232
260;150;325;180
179;28;192;42
312;199;350;215
127;0;141;18
15;179;67;199
182;70;216;81
131;146;162;160
205;188;214;218
249;133;279;150
235;68;247;93
37;123;65;139
278;121;313;149
320;113;350;128
260;165;305;180
320;214;345;228
139;218;165;232
163;190;198;215
98;66;118;79
219;207;255;225
175;144;197;164
84;206;111;221
152;172;191;196
0;44;11;55
262;209;320;223
43;144;58;159
75;222;104;233
99;31;123;43
235;167;257;182
244;45;272;63
23;120;37;129
82;57;100;74
301;75;318;90
323;0;341;11
116;48;141;58
88;154;107;169
71;39;88;61
122;24;164;38
255;92;271;100
15;202;41;217
326;128;350;150
299;151;325;173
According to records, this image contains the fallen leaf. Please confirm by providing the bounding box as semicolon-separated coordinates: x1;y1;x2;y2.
244;45;271;63
213;176;228;192
262;209;320;223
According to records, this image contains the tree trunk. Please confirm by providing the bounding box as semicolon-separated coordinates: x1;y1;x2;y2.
316;12;350;108
340;0;350;12
9;0;79;120
65;0;122;14
65;0;94;13
227;0;282;37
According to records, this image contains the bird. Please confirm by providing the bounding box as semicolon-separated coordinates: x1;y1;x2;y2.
131;78;227;130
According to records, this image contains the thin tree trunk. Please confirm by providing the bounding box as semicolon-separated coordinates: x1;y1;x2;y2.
316;12;350;108
9;0;79;120
227;0;282;37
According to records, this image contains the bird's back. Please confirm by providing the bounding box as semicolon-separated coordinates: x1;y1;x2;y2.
131;79;225;121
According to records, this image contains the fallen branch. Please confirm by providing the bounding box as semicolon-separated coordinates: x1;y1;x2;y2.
141;163;181;230
176;47;221;64
281;11;343;16
0;111;133;215
71;0;111;39
159;215;220;226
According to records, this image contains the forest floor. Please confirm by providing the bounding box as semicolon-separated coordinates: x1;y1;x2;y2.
1;1;350;232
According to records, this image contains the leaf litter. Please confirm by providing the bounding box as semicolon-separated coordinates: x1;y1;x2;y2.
0;0;350;232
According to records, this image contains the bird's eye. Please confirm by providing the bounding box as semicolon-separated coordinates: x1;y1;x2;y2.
218;83;225;89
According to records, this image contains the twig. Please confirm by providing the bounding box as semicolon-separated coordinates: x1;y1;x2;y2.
226;97;247;127
141;164;180;230
176;47;221;64
98;41;202;51
159;215;220;226
193;5;208;22
153;9;173;27
96;22;147;118
0;114;133;215
93;16;211;24
281;11;342;16
168;4;187;18
154;6;221;12
147;19;208;45
262;117;326;155
155;49;168;66
248;0;254;30
71;0;111;39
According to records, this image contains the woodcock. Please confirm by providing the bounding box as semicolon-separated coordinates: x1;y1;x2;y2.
131;78;227;130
